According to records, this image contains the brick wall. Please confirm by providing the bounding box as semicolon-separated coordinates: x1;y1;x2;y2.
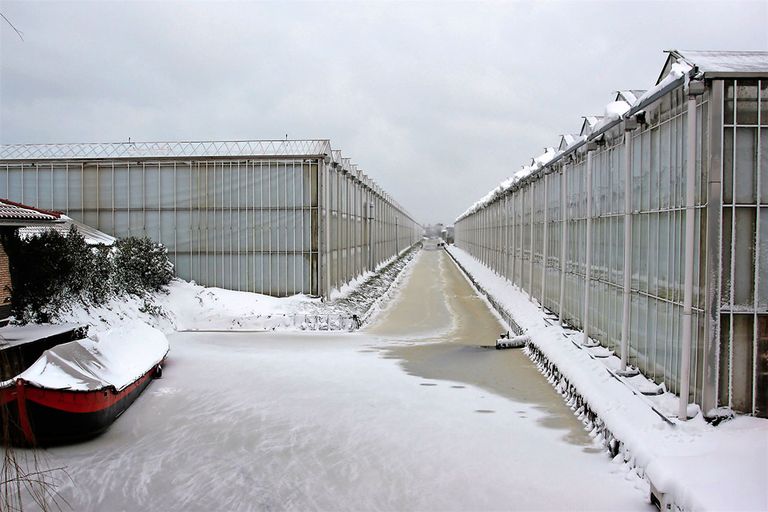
0;242;12;316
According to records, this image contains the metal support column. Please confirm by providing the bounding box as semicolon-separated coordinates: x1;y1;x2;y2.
559;164;568;325
542;173;549;303
621;123;635;371
680;84;702;419
583;150;594;346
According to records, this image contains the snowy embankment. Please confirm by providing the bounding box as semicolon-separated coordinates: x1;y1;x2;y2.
446;245;767;512
54;244;420;336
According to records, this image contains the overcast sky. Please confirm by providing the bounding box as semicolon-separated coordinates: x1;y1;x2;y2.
1;1;766;224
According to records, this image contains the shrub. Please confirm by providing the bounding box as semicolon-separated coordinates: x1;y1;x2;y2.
2;227;88;323
0;229;173;323
113;237;174;295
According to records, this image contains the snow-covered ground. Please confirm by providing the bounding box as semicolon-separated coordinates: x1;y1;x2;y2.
53;245;419;335
446;245;768;512
20;249;652;511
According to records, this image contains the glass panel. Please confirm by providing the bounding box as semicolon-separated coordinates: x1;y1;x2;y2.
735;128;757;204
144;164;159;208
113;165;128;209
725;80;735;125
129;164;144;209
658;212;669;299
759;208;768;308
175;163;192;208
632;136;642;212
719;314;731;405
731;314;754;413
82;165;98;211
722;207;732;306
723;127;733;204
660;121;671;208
761;130;768;204
21;166;36;206
736;80;759;125
648;212;659;296
761;81;768;126
733;207;756;308
51;166;68;210
757;316;768;417
642;131;651;211
640;214;649;292
650;127;660;210
6;167;21;201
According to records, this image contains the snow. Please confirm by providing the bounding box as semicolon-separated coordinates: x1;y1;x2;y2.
446;245;768;512
605;100;631;118
637;60;693;106
48;245;420;336
0;323;82;348
18;249;652;511
591;100;632;133
675;50;768;75
158;281;320;332
15;321;168;392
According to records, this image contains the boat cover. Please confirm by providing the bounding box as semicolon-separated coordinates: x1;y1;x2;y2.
11;322;169;392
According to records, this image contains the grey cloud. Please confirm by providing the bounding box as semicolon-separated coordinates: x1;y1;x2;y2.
1;0;767;223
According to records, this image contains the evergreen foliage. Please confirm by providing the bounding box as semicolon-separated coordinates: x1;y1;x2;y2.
0;228;173;323
113;237;174;295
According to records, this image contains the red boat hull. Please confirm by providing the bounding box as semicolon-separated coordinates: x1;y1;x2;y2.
0;362;162;447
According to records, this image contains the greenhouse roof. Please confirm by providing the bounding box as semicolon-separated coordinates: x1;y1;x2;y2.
615;90;646;105
0;139;333;161
660;50;768;82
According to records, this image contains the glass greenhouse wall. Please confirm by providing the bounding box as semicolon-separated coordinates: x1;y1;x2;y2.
0;140;420;298
455;51;768;418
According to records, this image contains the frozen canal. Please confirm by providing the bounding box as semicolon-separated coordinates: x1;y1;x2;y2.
31;250;651;511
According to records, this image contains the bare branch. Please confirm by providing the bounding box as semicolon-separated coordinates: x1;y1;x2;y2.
0;12;24;41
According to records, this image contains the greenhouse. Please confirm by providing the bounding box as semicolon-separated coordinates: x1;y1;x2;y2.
0;139;421;298
455;50;768;418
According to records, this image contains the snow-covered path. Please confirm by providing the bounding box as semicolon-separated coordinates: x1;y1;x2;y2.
32;250;651;511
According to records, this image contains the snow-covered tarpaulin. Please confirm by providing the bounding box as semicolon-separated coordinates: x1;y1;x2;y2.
14;322;169;392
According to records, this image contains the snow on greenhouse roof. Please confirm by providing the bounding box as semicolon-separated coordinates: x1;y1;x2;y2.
657;50;768;84
0;139;333;161
592;101;631;133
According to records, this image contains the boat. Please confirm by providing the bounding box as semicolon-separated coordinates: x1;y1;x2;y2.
0;323;89;381
0;322;169;446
